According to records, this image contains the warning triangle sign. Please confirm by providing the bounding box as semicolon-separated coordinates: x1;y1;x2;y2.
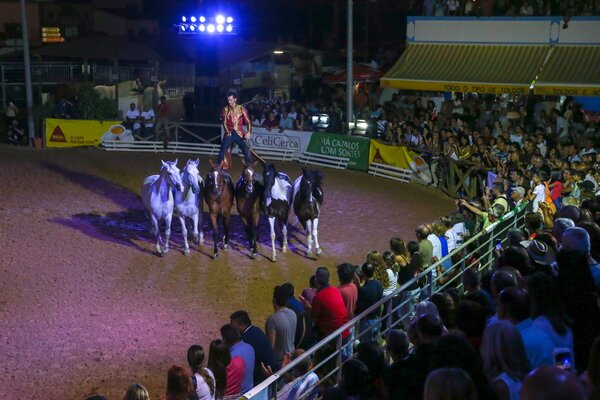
50;125;67;142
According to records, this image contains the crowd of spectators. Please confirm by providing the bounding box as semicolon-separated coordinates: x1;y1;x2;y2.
418;0;600;17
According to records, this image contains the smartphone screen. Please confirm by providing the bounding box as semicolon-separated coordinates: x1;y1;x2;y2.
553;348;572;371
495;239;502;251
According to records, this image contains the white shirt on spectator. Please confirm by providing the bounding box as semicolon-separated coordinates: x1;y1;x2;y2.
427;233;442;262
452;222;466;246
556;116;569;140
537;142;547;157
126;109;141;130
445;228;458;252
142;109;155;128
532;183;545;213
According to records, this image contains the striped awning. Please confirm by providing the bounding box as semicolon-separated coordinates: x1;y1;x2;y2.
534;46;600;96
381;44;549;95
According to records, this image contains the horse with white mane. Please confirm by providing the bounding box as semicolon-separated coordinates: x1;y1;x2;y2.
141;160;184;256
174;159;204;256
262;162;293;262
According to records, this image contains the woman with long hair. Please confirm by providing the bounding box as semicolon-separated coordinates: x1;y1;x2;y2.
366;250;391;293
424;368;477;400
187;345;216;400
480;321;531;400
207;340;242;399
165;365;199;400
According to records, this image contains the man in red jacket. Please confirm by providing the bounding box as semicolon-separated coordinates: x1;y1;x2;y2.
219;91;253;168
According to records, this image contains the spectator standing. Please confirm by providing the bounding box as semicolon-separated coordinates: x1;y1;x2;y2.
7;119;25;145
301;275;318;305
220;324;255;395
562;227;600;287
521;366;588;400
141;104;155;137
187;345;216;400
207;339;240;399
229;310;277;385
4;99;17;128
262;112;279;132
416;225;434;273
497;288;555;369
398;241;421;322
480;321;531;400
265;286;297;365
300;267;349;340
356;262;384;341
154;96;171;141
124;384;150;400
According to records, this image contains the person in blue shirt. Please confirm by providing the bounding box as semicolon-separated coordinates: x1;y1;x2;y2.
230;310;277;385
220;324;256;394
497;287;554;369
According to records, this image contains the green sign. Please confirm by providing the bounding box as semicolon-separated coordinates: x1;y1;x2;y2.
306;132;371;171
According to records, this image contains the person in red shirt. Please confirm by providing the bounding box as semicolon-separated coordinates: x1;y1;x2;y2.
154;95;172;141
300;267;349;340
219;91;253;167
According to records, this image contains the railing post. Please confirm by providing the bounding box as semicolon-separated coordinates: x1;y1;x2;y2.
336;334;343;383
386;297;393;333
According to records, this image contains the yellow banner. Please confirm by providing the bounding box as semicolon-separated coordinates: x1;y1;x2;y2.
369;141;417;170
45;118;122;148
380;79;530;95
534;85;600;96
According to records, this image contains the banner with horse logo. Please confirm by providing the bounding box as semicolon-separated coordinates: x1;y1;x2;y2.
45;118;122;148
306;132;371;171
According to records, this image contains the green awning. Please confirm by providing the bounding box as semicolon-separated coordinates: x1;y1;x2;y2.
381;43;549;95
534;45;600;96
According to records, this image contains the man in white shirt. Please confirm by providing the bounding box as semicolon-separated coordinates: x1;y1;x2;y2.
141;104;155;138
529;171;548;214
125;103;141;135
551;109;569;142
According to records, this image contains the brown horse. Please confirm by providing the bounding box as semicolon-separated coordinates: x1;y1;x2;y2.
235;160;263;258
204;160;234;258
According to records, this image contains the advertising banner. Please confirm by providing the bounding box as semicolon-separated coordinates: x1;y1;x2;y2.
224;127;313;158
306;132;371;171
45;118;123;148
369;141;417;170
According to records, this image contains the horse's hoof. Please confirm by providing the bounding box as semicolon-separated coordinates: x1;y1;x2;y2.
223;244;229;250
159;251;166;257
250;252;257;259
213;252;219;259
163;248;169;254
199;238;204;246
307;250;313;258
184;248;190;256
192;235;200;245
282;246;288;253
316;247;322;256
271;255;277;262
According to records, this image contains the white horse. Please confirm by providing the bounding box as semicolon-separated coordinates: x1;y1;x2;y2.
141;160;184;256
174;159;204;255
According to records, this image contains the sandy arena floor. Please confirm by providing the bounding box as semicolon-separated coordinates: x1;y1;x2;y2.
0;145;454;399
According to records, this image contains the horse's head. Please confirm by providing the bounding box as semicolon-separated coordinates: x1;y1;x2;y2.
206;160;225;197
241;159;259;194
300;168;323;201
262;163;277;192
183;159;201;194
161;159;184;192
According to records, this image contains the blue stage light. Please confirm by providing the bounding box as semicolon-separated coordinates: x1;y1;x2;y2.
217;24;224;32
199;24;206;31
226;24;233;32
181;16;187;22
207;24;215;33
180;25;186;31
190;24;196;31
216;15;225;24
190;16;197;23
199;16;206;23
226;17;233;23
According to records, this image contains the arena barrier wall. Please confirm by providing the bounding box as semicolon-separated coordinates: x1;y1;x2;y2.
242;203;530;400
45;118;123;148
305;132;371;171
222;127;313;160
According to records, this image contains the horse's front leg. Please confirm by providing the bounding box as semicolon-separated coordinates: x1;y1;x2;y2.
163;212;173;255
210;213;219;258
197;205;205;245
192;210;202;246
306;219;313;257
222;212;231;250
269;216;277;262
251;212;260;258
179;215;190;256
282;221;288;253
313;217;322;256
150;214;163;255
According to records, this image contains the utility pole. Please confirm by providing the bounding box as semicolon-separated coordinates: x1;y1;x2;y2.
19;0;35;144
346;0;353;135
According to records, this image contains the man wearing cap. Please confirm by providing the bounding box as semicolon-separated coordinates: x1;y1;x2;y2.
511;186;526;211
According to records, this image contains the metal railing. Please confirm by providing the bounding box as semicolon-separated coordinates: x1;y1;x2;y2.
134;121;222;144
242;203;530;400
